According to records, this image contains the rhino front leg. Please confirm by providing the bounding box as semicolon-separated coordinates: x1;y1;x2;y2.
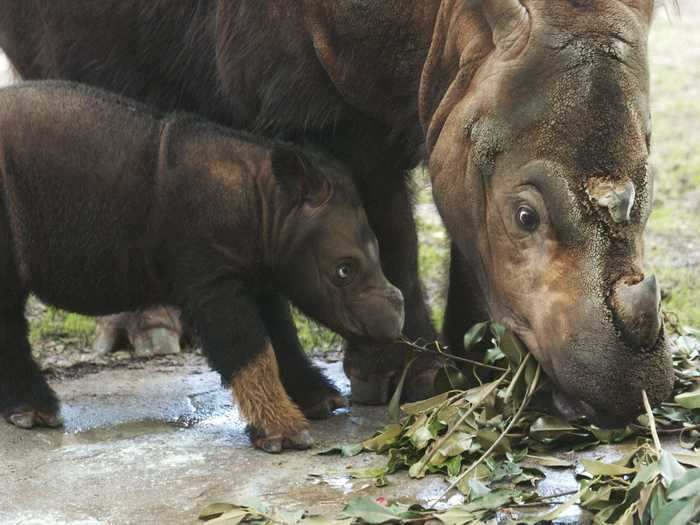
93;306;183;356
233;344;313;453
345;174;439;404
441;243;491;354
185;283;312;453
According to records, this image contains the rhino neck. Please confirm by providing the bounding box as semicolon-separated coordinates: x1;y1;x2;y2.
304;0;441;137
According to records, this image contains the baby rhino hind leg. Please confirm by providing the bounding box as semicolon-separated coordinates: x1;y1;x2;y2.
233;344;313;453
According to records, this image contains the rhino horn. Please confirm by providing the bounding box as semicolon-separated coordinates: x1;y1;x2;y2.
586;178;636;224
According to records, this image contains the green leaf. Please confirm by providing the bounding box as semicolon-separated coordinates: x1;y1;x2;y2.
204;510;250;525
673;452;700;469
435;507;478;525
200;504;238;520
341;498;421;524
499;329;526;370
653;496;700;525
461;489;519;512
525;454;574;468
349;465;390;481
363;424;402;453
660;450;687;484
401;393;450;416
515;495;579;524
466;478;491;501
675;389;700;409
274;509;305;525
463;321;490;353
388;357;416;421
317;443;364;458
667;468;700;500
580;458;636;477
300;517;353;525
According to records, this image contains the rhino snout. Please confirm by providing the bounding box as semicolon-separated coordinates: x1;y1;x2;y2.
357;285;405;342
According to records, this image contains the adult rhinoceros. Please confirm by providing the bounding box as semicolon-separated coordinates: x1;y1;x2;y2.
0;0;673;427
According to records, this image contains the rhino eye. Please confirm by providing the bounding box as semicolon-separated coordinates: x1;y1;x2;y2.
334;262;355;286
516;205;540;232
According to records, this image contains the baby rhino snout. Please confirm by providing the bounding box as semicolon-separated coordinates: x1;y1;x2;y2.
359;284;405;342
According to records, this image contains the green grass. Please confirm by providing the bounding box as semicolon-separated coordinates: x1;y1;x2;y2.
29;305;96;348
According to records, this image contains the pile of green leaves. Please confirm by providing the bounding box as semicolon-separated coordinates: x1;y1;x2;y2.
199;490;573;525
577;444;700;525
348;324;700;492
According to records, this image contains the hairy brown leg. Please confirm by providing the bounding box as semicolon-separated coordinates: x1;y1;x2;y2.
232;343;312;453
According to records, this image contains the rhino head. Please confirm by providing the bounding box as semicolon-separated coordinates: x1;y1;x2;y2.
424;0;674;426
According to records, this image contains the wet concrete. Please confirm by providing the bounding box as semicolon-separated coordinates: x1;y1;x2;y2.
0;359;455;524
0;356;635;525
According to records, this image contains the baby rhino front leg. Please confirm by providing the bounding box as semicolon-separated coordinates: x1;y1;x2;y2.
233;344;313;453
185;280;313;453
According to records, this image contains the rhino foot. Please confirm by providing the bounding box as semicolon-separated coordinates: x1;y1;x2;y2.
4;407;63;429
248;426;314;454
301;392;349;420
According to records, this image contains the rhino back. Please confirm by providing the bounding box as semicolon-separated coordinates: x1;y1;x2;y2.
0;82;166;313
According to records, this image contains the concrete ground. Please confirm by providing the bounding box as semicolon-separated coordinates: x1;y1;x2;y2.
0;356;597;525
0;358;447;525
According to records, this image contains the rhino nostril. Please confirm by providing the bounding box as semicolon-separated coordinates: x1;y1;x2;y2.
611;273;662;350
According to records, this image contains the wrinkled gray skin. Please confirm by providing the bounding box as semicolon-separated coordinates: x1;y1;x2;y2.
426;0;673;425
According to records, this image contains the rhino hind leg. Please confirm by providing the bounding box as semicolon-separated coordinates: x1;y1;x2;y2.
258;290;347;419
93;306;184;356
0;299;62;429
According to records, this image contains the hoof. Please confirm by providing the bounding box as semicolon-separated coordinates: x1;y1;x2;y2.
349;368;438;405
402;368;439;403
5;409;63;429
251;428;314;454
93;329;117;355
132;327;181;357
349;373;396;406
302;393;349;420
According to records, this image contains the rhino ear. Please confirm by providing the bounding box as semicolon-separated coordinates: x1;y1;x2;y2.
481;0;529;48
270;146;330;207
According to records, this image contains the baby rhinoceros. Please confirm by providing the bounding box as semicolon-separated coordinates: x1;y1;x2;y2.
0;82;404;452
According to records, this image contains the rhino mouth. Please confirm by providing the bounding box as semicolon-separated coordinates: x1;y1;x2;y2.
547;332;671;428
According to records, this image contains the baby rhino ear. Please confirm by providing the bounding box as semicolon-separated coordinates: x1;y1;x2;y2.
270;147;331;207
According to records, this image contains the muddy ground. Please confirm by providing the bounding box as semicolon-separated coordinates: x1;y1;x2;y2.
0;3;699;525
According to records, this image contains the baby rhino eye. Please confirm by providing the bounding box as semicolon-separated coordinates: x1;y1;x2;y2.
516;205;540;232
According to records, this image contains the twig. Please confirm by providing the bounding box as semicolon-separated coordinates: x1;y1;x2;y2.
631;423;700;435
505;489;579;508
431;364;542;505
642;390;662;453
503;353;532;402
401;337;508;372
